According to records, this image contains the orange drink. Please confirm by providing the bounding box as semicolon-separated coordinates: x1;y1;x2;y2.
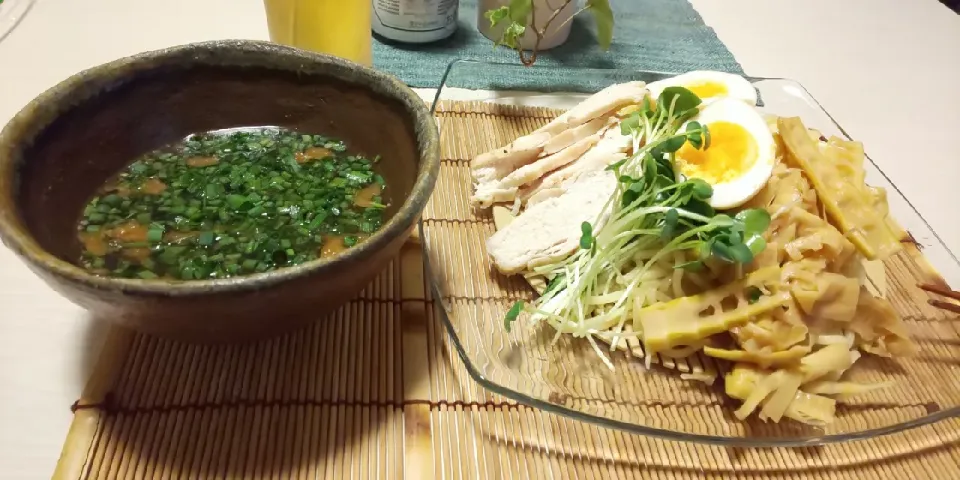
263;0;373;67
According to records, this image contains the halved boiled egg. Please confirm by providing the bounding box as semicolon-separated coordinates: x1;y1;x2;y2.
674;98;775;210
647;71;758;106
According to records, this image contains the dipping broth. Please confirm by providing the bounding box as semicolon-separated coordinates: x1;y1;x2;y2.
77;127;388;280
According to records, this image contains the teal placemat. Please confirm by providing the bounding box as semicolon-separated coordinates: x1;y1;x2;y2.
372;0;743;90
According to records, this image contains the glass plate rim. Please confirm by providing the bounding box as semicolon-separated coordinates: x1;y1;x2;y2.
421;58;960;447
0;0;37;44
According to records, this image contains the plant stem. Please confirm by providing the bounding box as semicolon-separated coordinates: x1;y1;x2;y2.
518;0;577;67
553;5;591;33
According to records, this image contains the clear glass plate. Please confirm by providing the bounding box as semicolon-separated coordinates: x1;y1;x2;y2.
420;59;960;446
0;0;35;43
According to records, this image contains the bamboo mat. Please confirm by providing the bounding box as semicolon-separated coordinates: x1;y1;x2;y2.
54;101;960;480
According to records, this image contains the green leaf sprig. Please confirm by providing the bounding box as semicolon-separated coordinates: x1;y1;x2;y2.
485;0;615;66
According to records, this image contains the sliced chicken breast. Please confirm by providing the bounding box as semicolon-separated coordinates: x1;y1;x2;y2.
532;81;648;136
472;131;551;169
473;131;600;208
470;81;648;209
473;118;608;207
541;117;609;156
486;170;617;274
525;187;565;206
522;127;633;206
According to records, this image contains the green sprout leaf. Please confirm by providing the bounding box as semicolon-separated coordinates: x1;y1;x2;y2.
746;286;763;304
685;121;707;149
687;178;713;201
708;214;735;229
687;209;770;266
736;209;771;238
660;135;687;154
586;0;615;50
737;208;771;255
641;96;653;116
620;111;641;136
746;235;767;256
683;198;715;218
605;157;628;172
505;300;525;332
660;208;679;241
710;240;735;263
727;242;755;264
699;238;716;260
653;154;675;179
675;108;701;126
580;221;594;250
658;86;702;117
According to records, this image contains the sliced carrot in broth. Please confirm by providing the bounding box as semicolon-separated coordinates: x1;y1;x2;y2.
79;232;109;256
354;183;382;208
141;177;167;195
106;221;148;243
185;156;219;168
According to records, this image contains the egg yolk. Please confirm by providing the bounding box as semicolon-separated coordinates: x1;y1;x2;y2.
675;121;757;184
686;81;728;100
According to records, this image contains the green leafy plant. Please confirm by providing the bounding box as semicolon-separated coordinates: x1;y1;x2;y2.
485;0;615;66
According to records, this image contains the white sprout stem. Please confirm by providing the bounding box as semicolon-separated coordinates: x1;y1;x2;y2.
524;95;705;365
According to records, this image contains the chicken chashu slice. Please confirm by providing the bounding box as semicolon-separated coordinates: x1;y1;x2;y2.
531;81;648;136
471;81;648;207
486;170;617;275
473;120;605;207
523;126;633;206
472;81;646;169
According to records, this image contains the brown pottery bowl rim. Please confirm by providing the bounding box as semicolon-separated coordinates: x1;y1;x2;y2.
0;39;439;298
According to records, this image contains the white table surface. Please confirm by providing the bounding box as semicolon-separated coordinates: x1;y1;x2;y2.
1;0;958;477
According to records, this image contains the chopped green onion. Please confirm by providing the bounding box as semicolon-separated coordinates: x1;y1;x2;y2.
227;194;248;209
147;224;165;243
196;231;215;246
77;127;386;280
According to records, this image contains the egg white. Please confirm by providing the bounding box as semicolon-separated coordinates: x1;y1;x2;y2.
676;98;775;210
647;71;758;106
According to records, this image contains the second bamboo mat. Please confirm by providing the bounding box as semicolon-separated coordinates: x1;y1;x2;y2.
54;101;960;480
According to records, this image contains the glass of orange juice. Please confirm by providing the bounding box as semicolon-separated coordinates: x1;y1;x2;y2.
263;0;373;67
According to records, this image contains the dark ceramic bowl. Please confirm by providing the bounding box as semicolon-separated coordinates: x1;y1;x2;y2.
0;40;439;343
